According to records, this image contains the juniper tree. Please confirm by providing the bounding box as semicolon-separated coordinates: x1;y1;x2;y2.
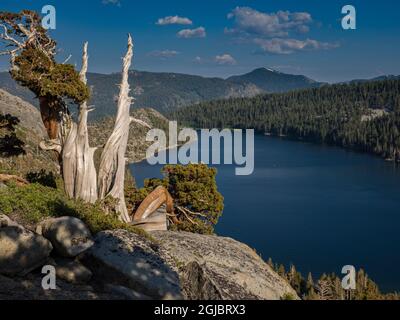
0;11;88;139
130;164;224;234
0;10;150;222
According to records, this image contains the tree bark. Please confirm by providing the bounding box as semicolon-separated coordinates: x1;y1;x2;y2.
98;34;134;223
134;186;174;221
38;95;62;140
61;117;77;198
74;42;98;203
28;35;155;223
2;21;162;224
38;43;98;203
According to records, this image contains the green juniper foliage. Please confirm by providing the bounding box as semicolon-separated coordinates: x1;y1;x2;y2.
12;48;89;103
1;11;89;140
0;11;89;104
128;163;224;234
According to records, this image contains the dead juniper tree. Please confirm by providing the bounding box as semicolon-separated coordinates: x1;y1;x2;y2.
0;10;152;223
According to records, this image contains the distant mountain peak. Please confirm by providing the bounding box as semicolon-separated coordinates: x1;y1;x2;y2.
227;67;322;93
250;67;279;74
262;67;280;73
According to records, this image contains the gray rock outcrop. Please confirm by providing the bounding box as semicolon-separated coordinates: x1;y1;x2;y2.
81;229;297;300
1;214;297;300
81;230;182;300
51;258;93;284
0;215;53;276
0;273;126;300
0;89;46;137
0;89;59;175
103;284;152;300
152;231;298;300
36;216;94;258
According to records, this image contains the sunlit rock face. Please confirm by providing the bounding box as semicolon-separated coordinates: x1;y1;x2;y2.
152;230;299;300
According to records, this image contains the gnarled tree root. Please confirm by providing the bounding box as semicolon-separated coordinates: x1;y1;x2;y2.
132;186;207;231
0;174;29;186
134;186;174;220
132;186;177;231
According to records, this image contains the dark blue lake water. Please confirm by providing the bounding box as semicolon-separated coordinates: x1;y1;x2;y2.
130;134;400;292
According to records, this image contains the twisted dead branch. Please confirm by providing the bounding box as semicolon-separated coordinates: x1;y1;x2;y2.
1;17;153;222
97;34;135;222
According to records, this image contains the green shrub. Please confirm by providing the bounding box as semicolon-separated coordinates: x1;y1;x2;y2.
129;164;224;234
56;197;151;239
0;114;25;157
281;293;296;300
0;183;152;240
0;183;66;223
26;169;58;188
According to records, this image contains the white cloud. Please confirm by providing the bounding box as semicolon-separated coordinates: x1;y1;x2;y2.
177;27;206;38
296;25;310;34
215;54;237;65
102;0;121;6
225;6;339;55
227;7;313;38
148;50;180;59
193;56;203;63
254;38;339;54
156;15;192;26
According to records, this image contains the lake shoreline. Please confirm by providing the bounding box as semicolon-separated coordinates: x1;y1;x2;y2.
131;132;400;293
184;126;400;164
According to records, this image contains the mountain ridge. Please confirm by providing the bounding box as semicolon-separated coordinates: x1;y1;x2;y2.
1;68;398;120
0;68;321;119
227;67;324;93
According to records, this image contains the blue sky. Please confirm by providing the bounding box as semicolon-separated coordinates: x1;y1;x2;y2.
1;0;400;82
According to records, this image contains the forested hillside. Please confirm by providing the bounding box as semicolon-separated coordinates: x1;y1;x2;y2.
0;68;323;118
0;70;262;117
172;80;400;161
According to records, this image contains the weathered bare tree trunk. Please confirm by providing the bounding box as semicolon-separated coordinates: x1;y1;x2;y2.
1;22;163;224
40;36;142;222
74;42;98;203
60;42;98;203
61;116;78;198
98;34;134;223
